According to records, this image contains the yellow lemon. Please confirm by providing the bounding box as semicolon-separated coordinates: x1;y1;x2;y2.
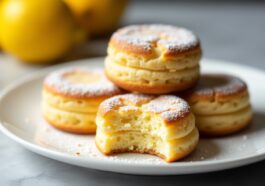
64;0;128;37
0;0;2;49
0;0;80;63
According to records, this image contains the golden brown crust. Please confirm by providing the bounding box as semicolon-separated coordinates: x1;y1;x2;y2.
163;44;201;59
97;93;192;124
162;112;193;125
109;38;155;57
44;85;115;101
43;115;96;134
97;94;153;117
44;68;124;99
105;69;199;94
110;39;201;58
180;74;248;102
109;24;201;58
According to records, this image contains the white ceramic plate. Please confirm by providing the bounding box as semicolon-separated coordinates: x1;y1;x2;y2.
1;58;265;175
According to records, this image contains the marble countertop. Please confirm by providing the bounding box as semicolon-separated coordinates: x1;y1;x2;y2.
1;2;265;185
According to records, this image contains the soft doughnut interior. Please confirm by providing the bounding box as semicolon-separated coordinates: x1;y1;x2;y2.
96;128;199;162
97;109;195;140
96;95;199;162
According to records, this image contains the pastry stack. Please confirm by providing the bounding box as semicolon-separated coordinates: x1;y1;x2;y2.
42;24;252;162
42;68;123;134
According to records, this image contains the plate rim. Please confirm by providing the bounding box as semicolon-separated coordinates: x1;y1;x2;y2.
1;57;265;175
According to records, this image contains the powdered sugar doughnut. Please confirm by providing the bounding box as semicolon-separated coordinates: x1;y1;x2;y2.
182;74;252;136
96;93;199;162
42;68;124;134
105;24;202;94
110;24;200;57
44;68;123;99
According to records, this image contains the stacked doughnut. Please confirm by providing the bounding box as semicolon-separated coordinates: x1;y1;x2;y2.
90;24;203;161
182;74;252;136
96;24;252;161
105;24;202;94
42;24;253;162
42;68;123;134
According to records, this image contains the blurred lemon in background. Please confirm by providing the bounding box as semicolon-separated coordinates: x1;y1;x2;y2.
0;0;2;50
64;0;128;37
0;0;84;63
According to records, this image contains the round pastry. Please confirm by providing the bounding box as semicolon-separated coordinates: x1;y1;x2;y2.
42;68;124;134
105;24;202;94
182;74;252;136
95;93;199;162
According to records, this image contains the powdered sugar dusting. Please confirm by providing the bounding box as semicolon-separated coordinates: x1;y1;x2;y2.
143;95;190;121
44;68;122;98
120;105;139;112
112;24;199;53
156;26;198;52
120;93;154;105
35;121;163;165
99;94;190;122
99;96;123;114
99;94;153;115
215;76;247;96
35;121;258;165
114;33;159;51
191;74;247;98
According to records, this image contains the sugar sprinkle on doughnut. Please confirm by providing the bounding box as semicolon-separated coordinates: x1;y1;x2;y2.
190;74;247;98
111;24;199;53
120;93;154;105
99;94;191;122
44;68;122;98
143;95;190;121
120;105;139;112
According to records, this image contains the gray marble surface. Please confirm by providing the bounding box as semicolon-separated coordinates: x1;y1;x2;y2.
1;2;265;186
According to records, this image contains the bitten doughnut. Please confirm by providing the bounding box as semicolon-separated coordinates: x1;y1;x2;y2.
182;74;252;136
42;68;124;134
95;94;199;162
105;24;202;94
